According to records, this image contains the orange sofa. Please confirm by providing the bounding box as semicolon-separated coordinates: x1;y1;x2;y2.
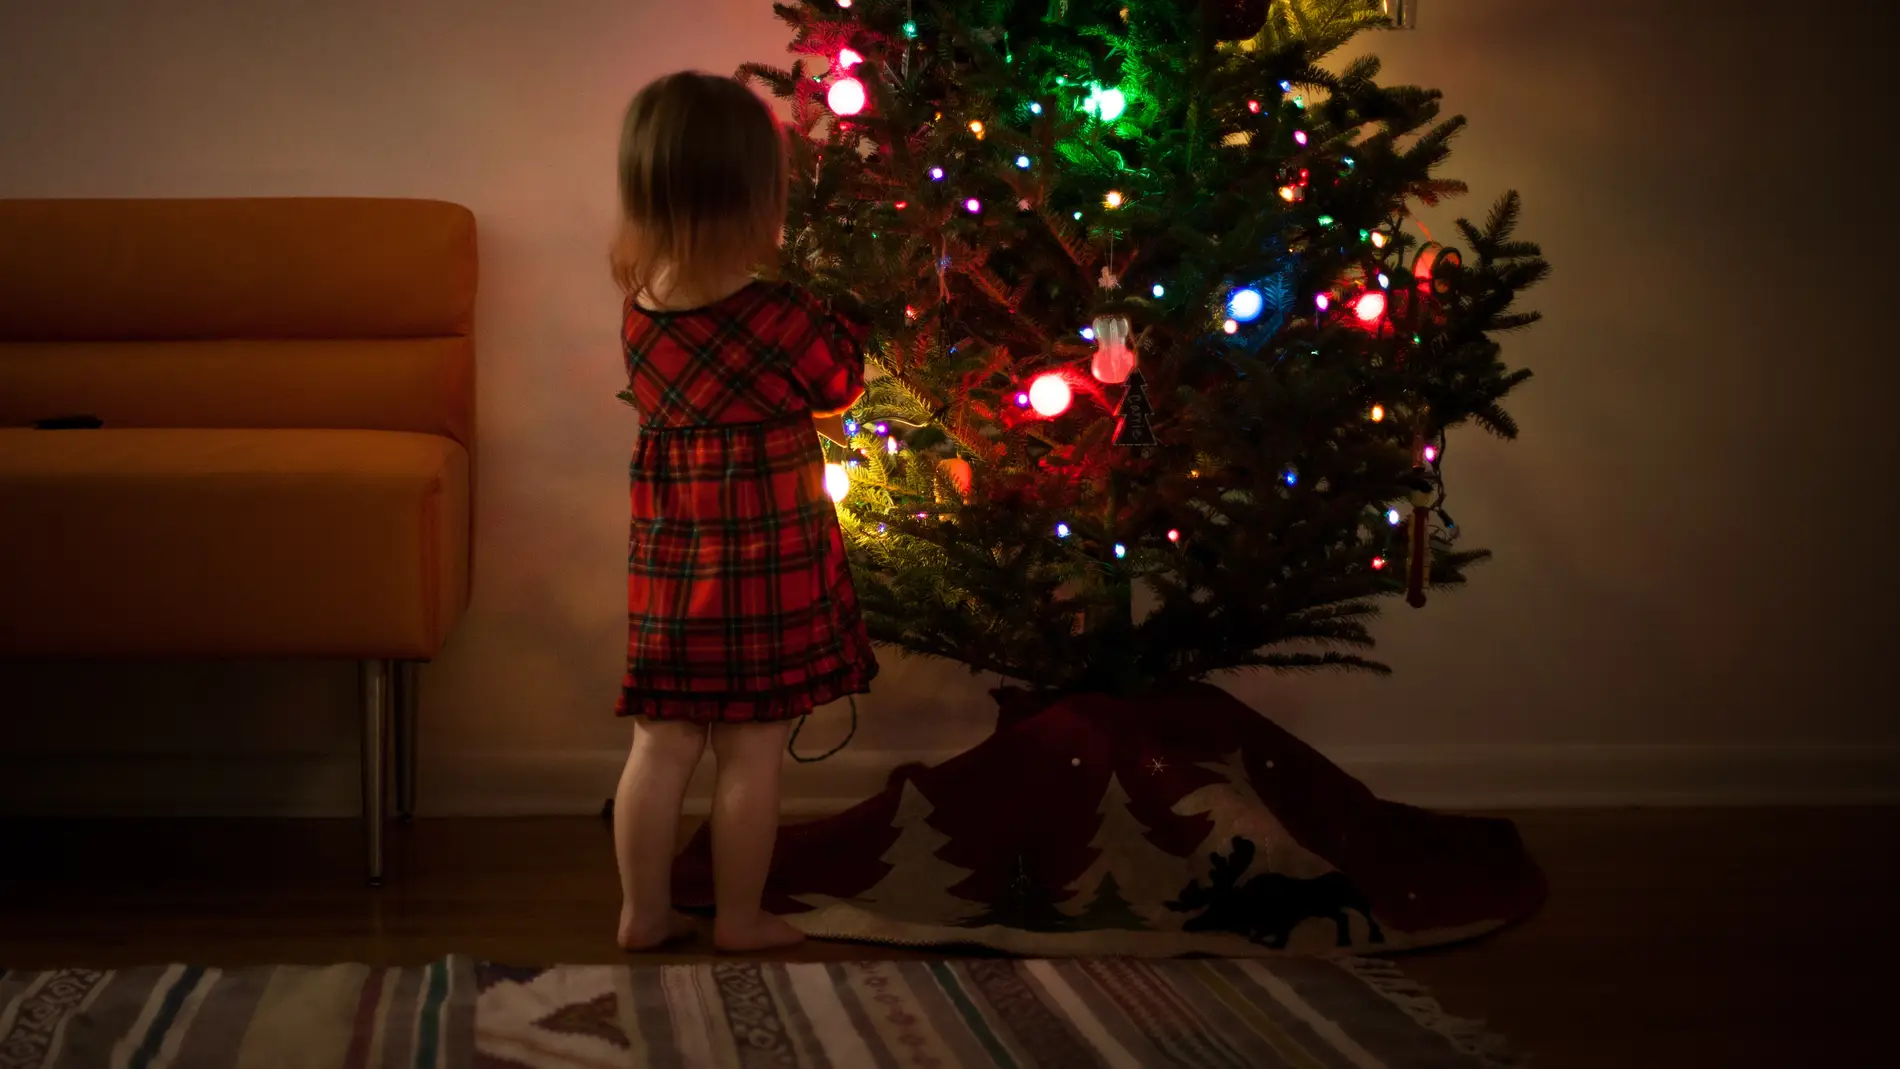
0;198;476;884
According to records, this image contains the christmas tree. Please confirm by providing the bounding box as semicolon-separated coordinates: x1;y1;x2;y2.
746;0;1546;695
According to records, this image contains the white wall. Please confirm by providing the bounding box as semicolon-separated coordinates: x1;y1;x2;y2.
3;0;1894;814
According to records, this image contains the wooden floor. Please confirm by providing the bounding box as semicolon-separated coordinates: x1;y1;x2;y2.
2;808;1895;1068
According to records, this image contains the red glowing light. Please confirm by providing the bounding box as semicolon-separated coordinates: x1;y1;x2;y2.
836;47;864;70
894;200;907;210
1247;99;1261;113
1353;292;1387;323
1167;529;1181;543
1372;556;1388;570
1028;373;1072;417
826;77;866;117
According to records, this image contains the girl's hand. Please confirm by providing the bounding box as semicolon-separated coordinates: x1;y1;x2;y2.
812;412;849;446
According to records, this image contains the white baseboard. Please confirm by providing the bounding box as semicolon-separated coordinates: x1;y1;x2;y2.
3;743;1897;818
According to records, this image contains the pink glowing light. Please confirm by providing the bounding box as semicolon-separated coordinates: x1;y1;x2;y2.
836;47;864;70
1423;444;1439;463
1353;291;1386;323
1028;373;1072;417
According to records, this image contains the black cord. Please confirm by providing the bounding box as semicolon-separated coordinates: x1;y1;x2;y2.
788;697;858;763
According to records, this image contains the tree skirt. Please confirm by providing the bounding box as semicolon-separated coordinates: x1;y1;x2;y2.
675;684;1545;956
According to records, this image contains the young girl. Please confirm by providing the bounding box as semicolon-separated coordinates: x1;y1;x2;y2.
608;71;879;952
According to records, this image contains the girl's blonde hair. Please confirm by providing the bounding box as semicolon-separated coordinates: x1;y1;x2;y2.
611;71;788;302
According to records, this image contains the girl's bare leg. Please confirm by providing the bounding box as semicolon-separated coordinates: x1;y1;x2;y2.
708;720;806;951
614;717;707;950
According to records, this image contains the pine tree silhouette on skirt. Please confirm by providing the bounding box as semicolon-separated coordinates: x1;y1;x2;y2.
958;854;1077;933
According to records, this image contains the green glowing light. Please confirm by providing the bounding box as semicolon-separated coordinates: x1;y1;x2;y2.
1073;211;1084;220
902;20;918;39
1081;84;1126;123
1359;228;1370;241
1317;214;1334;226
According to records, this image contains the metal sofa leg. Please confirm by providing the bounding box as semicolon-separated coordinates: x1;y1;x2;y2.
393;660;419;823
361;658;391;887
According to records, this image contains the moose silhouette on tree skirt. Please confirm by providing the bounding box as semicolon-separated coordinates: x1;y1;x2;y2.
1168;837;1385;949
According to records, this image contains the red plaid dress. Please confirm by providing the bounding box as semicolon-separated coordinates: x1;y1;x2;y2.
616;281;878;722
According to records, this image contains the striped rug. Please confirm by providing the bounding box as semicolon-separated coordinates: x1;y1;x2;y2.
0;956;1515;1068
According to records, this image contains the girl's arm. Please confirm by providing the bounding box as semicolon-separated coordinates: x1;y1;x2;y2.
785;296;868;417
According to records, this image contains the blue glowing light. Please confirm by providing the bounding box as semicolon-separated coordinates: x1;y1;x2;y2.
843;419;858;436
1114;543;1127;559
1056;522;1072;538
1081;327;1096;341
1387;508;1403;526
1227;287;1266;323
929;167;945;181
1283;468;1299;487
1152;283;1165;298
1016;155;1031;169
1030;102;1043;115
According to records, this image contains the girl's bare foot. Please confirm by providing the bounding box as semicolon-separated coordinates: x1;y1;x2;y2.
618;907;698;951
713;912;806;952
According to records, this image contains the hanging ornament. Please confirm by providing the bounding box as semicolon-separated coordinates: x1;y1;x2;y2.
939;457;973;500
1412;243;1463;295
1204;0;1268;41
1090;314;1136;383
1114;370;1157;446
1406;485;1433;608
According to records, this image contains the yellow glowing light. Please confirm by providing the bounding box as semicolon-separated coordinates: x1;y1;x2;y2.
1370;404;1386;422
1371;231;1388;248
969;120;985;138
1278;185;1298;203
1222;319;1239;335
824;463;851;503
1104;190;1125;209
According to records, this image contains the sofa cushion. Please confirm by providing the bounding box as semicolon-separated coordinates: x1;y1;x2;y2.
0;337;474;450
0;429;469;659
